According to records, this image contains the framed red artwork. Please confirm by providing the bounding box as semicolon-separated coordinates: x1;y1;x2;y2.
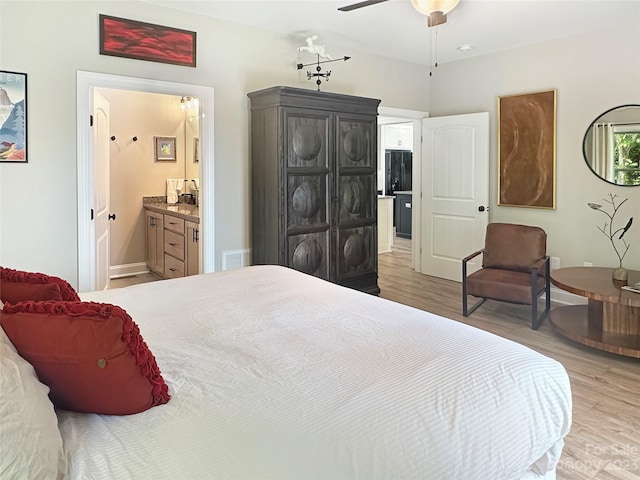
99;14;196;67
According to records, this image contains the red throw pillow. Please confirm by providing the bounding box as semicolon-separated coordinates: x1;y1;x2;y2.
0;267;80;304
0;301;170;415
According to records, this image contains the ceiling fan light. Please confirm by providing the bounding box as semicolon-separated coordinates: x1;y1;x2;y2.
411;0;460;16
427;11;447;27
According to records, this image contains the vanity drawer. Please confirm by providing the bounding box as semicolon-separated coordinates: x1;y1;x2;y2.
164;215;185;234
164;254;185;278
164;230;185;260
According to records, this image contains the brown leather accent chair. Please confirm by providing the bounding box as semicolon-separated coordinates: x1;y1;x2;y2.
462;223;550;330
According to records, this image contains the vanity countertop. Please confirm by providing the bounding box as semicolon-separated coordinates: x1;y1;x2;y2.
143;198;199;223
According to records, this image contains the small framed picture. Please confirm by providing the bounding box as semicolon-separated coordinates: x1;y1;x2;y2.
154;136;176;162
193;137;199;163
0;70;28;163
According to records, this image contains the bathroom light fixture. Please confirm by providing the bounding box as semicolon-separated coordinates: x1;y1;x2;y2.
457;44;473;52
180;96;194;111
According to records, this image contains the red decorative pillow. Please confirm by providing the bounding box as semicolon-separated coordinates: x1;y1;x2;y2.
0;267;80;304
0;301;170;415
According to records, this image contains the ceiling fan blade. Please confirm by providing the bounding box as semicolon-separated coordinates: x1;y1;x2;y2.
338;0;390;12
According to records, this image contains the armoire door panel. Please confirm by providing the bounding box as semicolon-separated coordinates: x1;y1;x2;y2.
336;225;376;280
287;231;330;280
287;174;329;228
336;115;376;170
284;109;331;169
337;175;375;223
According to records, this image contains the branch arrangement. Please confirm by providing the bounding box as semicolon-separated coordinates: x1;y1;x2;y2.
588;193;633;268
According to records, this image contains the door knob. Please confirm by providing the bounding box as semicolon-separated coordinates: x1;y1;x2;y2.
108;213;116;220
478;206;486;212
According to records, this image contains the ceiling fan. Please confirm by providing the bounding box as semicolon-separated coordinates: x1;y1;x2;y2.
338;0;461;27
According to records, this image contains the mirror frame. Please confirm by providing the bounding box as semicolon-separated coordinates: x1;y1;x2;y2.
582;103;640;187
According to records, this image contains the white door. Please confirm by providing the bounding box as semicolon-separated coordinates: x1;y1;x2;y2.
420;112;489;282
93;90;110;291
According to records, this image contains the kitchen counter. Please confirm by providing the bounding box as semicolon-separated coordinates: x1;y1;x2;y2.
378;196;394;253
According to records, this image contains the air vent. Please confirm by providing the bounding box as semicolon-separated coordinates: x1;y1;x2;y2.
222;249;252;271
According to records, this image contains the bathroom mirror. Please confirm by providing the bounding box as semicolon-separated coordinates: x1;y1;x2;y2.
184;100;200;184
583;104;640;186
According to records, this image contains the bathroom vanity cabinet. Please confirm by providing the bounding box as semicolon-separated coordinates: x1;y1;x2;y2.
145;210;164;276
144;205;199;279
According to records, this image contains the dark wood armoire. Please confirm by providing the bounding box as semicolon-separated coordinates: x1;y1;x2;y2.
248;86;381;295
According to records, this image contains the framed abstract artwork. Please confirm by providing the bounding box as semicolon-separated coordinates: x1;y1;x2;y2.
0;71;27;163
498;89;557;209
154;136;177;162
99;14;196;67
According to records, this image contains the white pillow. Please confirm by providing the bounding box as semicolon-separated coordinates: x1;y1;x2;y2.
0;327;66;479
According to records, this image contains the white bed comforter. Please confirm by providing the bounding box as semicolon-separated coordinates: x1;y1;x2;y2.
59;265;571;480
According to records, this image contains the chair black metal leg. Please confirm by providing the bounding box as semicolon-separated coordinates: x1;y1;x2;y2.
461;251;486;317
462;259;468;315
530;258;551;330
465;297;487;317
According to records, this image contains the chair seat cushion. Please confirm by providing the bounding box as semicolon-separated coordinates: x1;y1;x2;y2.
467;268;545;305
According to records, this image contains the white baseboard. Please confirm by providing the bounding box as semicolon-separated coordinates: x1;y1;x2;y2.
547;286;587;306
109;262;149;279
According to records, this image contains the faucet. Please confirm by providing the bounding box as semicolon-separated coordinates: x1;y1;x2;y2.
191;179;199;207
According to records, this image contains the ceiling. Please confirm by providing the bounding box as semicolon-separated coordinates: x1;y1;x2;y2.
142;0;639;66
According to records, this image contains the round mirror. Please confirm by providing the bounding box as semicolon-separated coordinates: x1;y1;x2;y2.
583;104;640;186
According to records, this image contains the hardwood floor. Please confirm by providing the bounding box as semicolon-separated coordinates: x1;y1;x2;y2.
379;237;640;480
109;272;160;289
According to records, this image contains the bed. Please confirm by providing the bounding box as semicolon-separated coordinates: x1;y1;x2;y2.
4;265;572;479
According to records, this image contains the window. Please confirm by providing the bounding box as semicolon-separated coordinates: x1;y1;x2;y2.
613;124;640;184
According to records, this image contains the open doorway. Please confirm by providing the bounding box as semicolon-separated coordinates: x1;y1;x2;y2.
377;107;427;272
96;88;201;289
76;71;215;292
381;121;413;252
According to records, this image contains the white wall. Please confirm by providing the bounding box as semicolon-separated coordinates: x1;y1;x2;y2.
430;24;640;271
0;0;430;287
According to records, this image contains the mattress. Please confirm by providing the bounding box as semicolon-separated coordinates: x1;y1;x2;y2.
59;265;572;479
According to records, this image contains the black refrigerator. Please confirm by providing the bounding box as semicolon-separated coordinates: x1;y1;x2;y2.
385;149;412;194
385;149;413;232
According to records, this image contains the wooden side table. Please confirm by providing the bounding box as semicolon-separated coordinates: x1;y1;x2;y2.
549;267;640;358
